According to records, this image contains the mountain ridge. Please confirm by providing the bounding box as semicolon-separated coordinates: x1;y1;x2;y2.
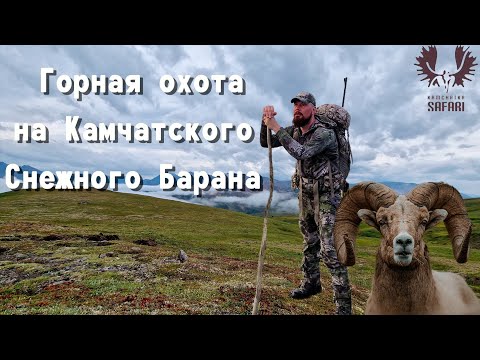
1;161;478;200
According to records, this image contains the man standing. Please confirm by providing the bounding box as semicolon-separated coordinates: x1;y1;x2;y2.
260;91;352;315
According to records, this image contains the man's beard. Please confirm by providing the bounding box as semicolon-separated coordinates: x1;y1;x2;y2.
293;114;310;127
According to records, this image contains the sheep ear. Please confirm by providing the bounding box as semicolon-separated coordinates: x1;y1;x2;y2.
357;209;379;230
426;209;448;230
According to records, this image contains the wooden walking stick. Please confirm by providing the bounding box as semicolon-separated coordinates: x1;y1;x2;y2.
252;126;274;315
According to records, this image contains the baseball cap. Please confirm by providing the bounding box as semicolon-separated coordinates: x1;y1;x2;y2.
290;91;316;106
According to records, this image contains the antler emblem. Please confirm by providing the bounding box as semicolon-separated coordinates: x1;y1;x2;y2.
415;45;477;93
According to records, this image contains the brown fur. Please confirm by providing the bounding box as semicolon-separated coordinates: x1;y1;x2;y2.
367;248;438;314
366;239;480;314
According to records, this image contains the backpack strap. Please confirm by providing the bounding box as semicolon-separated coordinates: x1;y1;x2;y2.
298;159;321;227
297;159;303;216
313;177;320;226
327;160;335;201
330;127;350;197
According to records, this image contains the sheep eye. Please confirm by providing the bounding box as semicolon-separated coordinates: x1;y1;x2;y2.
378;219;386;226
421;219;428;226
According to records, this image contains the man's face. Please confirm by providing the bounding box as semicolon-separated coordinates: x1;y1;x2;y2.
293;101;313;127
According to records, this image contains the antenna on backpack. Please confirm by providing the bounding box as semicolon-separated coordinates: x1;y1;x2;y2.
342;77;352;164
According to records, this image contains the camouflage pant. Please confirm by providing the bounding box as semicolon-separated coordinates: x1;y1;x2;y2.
298;180;352;315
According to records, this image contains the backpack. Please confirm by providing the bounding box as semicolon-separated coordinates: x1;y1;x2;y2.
315;104;353;189
291;104;353;193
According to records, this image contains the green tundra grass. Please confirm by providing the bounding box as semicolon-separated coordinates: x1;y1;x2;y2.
0;189;479;315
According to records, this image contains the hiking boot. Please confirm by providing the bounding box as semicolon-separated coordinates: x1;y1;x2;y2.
290;282;322;299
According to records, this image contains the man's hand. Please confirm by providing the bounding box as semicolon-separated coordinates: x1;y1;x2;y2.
262;105;281;132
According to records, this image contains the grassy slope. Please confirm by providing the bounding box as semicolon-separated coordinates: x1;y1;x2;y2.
0;190;478;314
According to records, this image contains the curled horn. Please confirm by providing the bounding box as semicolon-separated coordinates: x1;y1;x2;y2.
406;182;472;263
333;182;398;266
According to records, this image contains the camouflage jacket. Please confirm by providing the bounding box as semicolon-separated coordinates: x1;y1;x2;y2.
260;117;341;181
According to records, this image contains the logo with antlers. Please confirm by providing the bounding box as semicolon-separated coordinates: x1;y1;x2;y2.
415;45;477;93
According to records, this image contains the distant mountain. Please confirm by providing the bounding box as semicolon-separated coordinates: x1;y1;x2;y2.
1;161;479;200
460;193;480;199
378;181;418;195
0;162;6;178
261;179;421;196
353;181;478;199
19;165;43;174
0;162;43;180
142;175;159;186
261;177;292;192
142;173;180;186
143;174;279;191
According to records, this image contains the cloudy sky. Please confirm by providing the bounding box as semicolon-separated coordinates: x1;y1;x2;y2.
0;45;479;195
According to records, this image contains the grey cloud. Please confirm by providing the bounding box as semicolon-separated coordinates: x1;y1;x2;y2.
1;45;479;195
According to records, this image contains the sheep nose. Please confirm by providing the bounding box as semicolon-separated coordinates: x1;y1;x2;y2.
394;233;413;247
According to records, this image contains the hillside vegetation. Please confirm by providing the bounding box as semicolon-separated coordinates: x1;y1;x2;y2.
0;190;478;314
